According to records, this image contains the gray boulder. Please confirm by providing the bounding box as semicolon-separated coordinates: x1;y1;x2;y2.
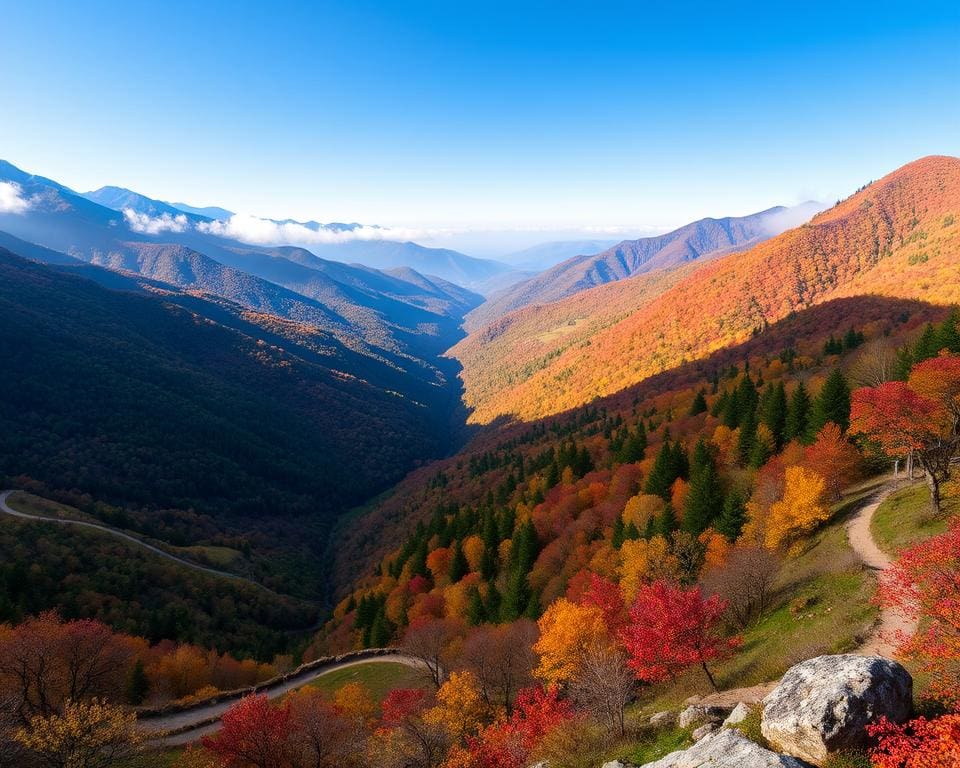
692;723;718;741
649;710;676;727
724;702;753;726
761;654;912;765
678;704;730;729
601;762;635;768
639;729;812;767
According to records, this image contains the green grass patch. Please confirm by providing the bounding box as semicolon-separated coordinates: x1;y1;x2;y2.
174;544;242;567
623;726;693;764
306;661;425;702
6;491;94;522
871;483;953;556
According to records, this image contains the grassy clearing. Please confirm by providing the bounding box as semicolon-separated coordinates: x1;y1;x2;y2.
174;544;242;567
306;661;425;702
871;482;953;556
6;491;95;522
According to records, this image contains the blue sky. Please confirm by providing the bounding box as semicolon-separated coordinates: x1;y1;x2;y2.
1;0;958;246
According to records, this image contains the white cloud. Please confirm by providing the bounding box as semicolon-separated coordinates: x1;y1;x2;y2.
0;182;32;214
123;208;189;235
195;214;455;246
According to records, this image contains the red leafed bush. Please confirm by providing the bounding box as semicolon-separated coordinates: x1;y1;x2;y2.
868;714;960;768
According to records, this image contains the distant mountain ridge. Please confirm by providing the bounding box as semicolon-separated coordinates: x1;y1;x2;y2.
80;180;510;290
466;203;824;331
454;155;960;423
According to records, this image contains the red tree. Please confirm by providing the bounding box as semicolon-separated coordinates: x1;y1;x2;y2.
619;581;740;691
578;573;626;633
202;694;294;768
879;521;960;708
449;686;573;768
851;355;960;513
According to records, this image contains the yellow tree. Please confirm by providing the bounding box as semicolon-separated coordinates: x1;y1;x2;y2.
533;598;608;686
619;536;680;602
333;681;377;726
424;670;489;740
15;699;143;768
765;465;829;550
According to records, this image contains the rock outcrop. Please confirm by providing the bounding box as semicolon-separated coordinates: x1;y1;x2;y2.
761;654;912;765
640;729;812;768
724;702;753;726
678;704;730;729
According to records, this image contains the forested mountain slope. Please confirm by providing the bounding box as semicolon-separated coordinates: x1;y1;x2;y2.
454;156;960;423
0;249;456;599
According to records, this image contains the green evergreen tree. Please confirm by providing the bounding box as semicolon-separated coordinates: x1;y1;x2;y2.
715;491;747;541
624;521;641;541
683;440;724;535
913;323;939;362
125;660;150;705
689;390;708;416
466;586;486;626
761;381;788;449
642;515;656;540
612;514;626;548
485;581;502;622
784;381;811;442
654;504;677;538
936;308;960;353
500;570;530;622
809;368;851;436
369;607;392;648
644;440;675;499
736;409;758;466
449;540;469;583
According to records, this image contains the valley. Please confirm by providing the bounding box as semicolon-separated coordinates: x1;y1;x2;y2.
1;154;959;768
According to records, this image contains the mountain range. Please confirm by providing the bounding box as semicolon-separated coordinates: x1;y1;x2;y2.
81;183;513;291
465;203;824;331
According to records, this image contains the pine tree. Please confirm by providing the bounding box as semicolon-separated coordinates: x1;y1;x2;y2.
500;570;530;622
842;327;864;351
670;442;690;481
485;581;502;622
809;368;851;436
643;515;656;540
936;307;960;353
689;390;708;416
736;409;758;466
625;520;641;541
369;607;392;647
645;440;675;499
761;381;788;449
784;381;811;442
655;504;677;538
612;514;626;548
913;323;939;362
715;491;747;541
449;540;469;583
466;586;486;626
684;440;724;535
125;660;150;705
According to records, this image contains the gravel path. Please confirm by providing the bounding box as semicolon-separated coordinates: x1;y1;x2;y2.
845;486;918;657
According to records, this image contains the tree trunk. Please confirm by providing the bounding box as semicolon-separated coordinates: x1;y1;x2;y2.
928;471;942;515
701;662;719;693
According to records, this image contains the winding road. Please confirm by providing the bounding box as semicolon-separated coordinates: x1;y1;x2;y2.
0;490;307;603
140;653;424;746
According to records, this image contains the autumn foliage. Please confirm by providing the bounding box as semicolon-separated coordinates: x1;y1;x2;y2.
619;581;739;691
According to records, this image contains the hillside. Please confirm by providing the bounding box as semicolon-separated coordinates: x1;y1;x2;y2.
455;156;960;423
0;249;456;599
465;203;823;331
